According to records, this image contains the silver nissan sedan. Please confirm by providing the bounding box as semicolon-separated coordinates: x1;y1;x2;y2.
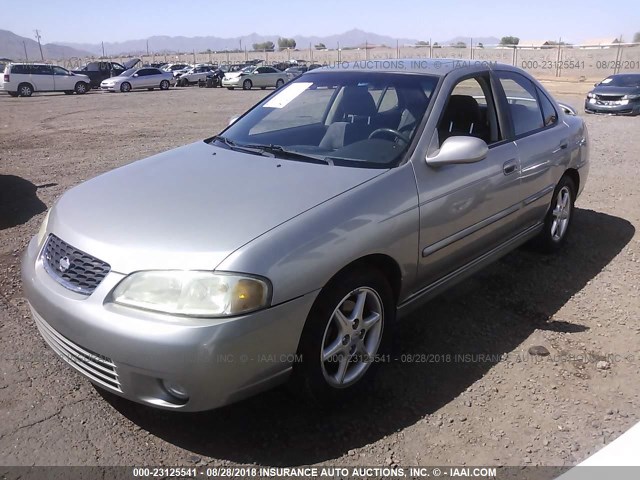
22;59;589;411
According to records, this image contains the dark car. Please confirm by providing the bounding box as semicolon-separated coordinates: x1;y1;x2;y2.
72;58;141;89
585;73;640;115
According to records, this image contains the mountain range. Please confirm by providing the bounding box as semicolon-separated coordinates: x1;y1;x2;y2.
0;29;92;60
0;28;501;60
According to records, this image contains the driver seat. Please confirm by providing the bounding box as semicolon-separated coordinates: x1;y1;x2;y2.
319;87;378;150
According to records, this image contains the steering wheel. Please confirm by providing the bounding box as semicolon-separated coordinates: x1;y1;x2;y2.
368;128;411;145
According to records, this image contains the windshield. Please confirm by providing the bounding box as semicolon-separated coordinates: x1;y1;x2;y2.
241;66;256;74
121;68;137;77
216;71;438;168
599;75;640;87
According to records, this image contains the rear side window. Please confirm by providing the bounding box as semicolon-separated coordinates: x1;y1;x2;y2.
497;71;544;136
11;64;29;74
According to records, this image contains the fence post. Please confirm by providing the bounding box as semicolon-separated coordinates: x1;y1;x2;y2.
470;38;473;59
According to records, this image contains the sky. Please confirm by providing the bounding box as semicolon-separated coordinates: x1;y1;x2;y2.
3;0;639;45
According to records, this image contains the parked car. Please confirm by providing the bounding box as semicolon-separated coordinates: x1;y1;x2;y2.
176;65;216;86
1;63;91;97
71;59;140;89
23;60;589;411
162;63;191;74
100;67;174;92
284;65;308;81
222;65;287;90
585;73;640;115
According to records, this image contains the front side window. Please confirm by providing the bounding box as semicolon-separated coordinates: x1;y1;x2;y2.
437;75;502;146
537;88;558;126
497;71;544;136
217;72;439;168
52;66;69;76
33;65;52;75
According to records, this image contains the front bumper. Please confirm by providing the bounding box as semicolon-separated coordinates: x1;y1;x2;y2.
584;99;640;115
221;78;241;87
100;84;118;92
22;235;317;411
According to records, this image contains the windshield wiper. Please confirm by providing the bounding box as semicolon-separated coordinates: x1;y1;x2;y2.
210;135;270;156
238;143;331;165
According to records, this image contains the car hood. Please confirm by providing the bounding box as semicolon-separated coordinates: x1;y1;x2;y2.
101;75;127;83
591;85;640;96
224;72;243;79
49;141;385;274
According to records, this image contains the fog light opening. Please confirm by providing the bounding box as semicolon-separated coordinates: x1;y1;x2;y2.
162;380;189;402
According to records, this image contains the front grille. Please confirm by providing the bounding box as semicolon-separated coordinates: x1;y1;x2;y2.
41;235;110;295
596;94;624;102
32;309;121;392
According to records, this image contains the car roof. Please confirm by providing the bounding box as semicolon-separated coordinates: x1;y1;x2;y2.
307;58;519;77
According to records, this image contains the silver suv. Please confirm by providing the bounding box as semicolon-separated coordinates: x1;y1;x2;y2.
1;63;91;97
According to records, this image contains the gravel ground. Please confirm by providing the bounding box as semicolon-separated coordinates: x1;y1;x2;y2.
0;83;639;468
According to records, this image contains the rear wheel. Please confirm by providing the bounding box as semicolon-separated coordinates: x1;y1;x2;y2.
18;83;33;97
63;91;73;95
74;82;88;94
531;175;576;253
120;82;131;93
242;79;252;90
160;80;170;90
275;79;285;89
227;87;234;90
291;266;394;403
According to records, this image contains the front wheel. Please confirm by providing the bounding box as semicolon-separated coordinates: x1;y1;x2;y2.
531;175;576;252
275;79;285;89
74;82;88;94
120;82;131;93
160;80;170;90
291;266;394;403
242;79;252;90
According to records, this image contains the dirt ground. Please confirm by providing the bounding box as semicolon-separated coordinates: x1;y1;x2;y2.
0;82;639;468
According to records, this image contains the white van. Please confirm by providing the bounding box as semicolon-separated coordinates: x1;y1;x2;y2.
1;63;91;97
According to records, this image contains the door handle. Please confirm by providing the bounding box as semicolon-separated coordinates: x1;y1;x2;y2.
552;143;568;154
503;159;518;175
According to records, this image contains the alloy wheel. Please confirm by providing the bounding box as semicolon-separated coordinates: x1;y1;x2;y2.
551;186;571;241
320;287;383;388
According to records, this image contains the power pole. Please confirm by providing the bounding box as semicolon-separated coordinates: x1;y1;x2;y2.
34;29;44;61
23;41;29;62
101;41;105;58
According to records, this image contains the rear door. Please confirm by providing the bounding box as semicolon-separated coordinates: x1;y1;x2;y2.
413;72;522;288
494;71;569;228
31;65;54;91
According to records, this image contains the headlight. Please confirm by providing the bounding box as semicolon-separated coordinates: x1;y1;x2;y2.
111;271;271;317
587;92;596;98
623;94;640;100
36;210;51;246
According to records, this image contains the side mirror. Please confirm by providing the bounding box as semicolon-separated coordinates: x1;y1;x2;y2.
133;73;139;77
228;115;240;126
426;136;488;167
594;82;599;87
557;102;577;116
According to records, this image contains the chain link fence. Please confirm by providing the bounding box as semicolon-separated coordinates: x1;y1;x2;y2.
21;41;640;82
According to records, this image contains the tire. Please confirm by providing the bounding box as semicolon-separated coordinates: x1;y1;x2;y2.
120;82;131;93
147;88;154;91
63;91;73;95
8;92;19;97
160;80;170;90
242;79;252;90
275;79;285;89
74;82;88;95
227;87;234;90
530;175;576;253
290;266;394;403
18;83;33;97
260;87;266;90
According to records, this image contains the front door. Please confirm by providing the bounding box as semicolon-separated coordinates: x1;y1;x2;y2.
413;73;522;288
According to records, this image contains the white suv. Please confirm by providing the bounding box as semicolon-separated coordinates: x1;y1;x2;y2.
1;63;91;97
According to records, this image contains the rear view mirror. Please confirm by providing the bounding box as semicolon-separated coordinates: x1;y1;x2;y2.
426;136;488;167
